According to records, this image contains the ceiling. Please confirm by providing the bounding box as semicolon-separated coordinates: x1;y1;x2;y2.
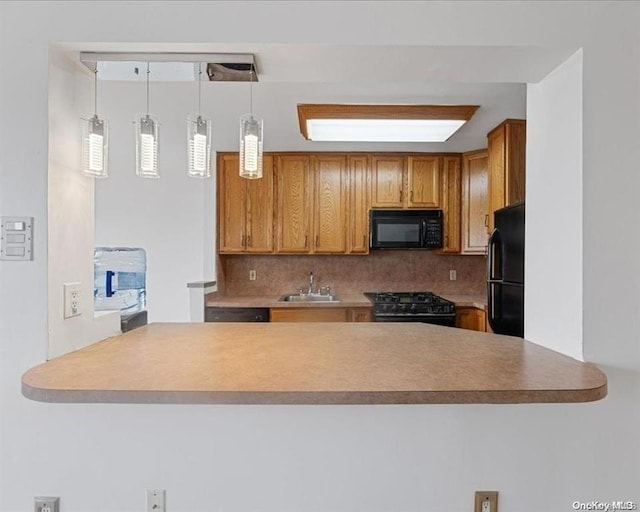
66;42;579;150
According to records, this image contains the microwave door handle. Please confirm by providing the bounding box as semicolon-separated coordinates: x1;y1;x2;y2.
421;220;427;247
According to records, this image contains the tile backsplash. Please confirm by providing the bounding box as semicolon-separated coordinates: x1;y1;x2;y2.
222;251;486;296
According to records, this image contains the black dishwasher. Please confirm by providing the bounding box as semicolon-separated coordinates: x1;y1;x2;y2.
205;307;270;322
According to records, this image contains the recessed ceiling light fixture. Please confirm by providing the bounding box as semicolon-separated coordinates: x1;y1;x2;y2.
297;104;479;142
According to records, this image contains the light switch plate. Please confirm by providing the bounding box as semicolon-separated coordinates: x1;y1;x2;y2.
1;216;33;261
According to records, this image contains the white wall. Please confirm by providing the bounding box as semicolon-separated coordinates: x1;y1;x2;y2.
1;2;639;512
47;47;121;358
525;50;583;360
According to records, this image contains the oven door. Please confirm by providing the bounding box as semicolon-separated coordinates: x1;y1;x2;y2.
370;217;423;249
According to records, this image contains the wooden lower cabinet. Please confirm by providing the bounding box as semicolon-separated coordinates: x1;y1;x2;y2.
455;307;487;332
270;307;372;322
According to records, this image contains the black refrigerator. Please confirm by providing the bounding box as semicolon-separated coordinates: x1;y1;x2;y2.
487;201;525;337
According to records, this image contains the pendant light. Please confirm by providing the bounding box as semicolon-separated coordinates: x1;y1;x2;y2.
186;63;212;178
239;66;263;179
134;62;160;178
82;68;109;178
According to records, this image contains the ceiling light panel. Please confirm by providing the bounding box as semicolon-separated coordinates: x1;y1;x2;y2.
297;104;479;142
306;119;467;142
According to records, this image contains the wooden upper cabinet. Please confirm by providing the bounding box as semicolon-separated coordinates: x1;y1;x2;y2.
245;155;274;252
407;155;441;208
487;119;526;233
461;150;489;255
370;155;404;207
218;154;247;253
218;154;274;254
313;155;348;253
441;156;461;253
348;155;370;254
276;155;312;253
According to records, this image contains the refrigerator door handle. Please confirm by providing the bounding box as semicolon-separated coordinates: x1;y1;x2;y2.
487;229;500;280
486;229;500;333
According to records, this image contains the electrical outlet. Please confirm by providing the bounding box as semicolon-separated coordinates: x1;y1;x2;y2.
63;282;81;318
146;489;165;512
474;491;498;512
249;269;257;281
449;269;457;281
35;497;59;512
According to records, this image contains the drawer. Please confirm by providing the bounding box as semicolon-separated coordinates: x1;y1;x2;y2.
205;307;270;322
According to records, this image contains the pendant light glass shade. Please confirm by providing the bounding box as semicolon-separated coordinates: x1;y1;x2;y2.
187;113;212;178
135;113;160;178
239;114;263;179
82;68;108;178
82;115;109;178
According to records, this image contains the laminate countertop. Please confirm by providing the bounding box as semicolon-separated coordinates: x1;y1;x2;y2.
205;293;487;310
22;322;606;405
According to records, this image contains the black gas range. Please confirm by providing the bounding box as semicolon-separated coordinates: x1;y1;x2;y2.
364;292;456;327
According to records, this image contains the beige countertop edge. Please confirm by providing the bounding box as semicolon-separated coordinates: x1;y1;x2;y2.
22;384;607;405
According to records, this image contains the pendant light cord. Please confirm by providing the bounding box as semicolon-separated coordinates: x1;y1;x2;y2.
93;68;98;116
197;62;202;115
146;62;150;115
249;65;253;116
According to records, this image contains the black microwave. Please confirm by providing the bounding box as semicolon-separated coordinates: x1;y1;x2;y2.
370;209;443;249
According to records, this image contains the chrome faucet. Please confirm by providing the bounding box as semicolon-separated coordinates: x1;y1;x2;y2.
308;271;315;295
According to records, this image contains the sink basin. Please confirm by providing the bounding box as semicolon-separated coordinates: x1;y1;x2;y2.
279;294;341;302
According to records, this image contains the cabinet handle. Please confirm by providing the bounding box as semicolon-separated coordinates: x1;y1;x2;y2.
399;189;403;202
315;235;319;248
410;190;414;202
362;235;366;247
484;214;489;227
241;234;246;247
247;235;252;247
304;235;308;248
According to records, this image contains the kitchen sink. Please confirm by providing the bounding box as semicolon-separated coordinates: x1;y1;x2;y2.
279;294;341;302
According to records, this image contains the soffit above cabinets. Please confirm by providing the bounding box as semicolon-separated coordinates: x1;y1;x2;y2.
79;52;258;82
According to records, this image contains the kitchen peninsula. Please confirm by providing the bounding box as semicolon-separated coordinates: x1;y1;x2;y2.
22;322;607;405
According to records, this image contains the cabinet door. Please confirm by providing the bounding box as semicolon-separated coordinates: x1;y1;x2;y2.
313;155;348;253
505;121;526;205
487;126;505;234
461;150;488;255
370;155;404;207
270;308;348;322
276;155;312;253
487;120;526;233
455;307;487;331
246;155;274;253
348;155;370;254
218;154;246;253
347;307;372;322
441;156;461;253
407;155;441;208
